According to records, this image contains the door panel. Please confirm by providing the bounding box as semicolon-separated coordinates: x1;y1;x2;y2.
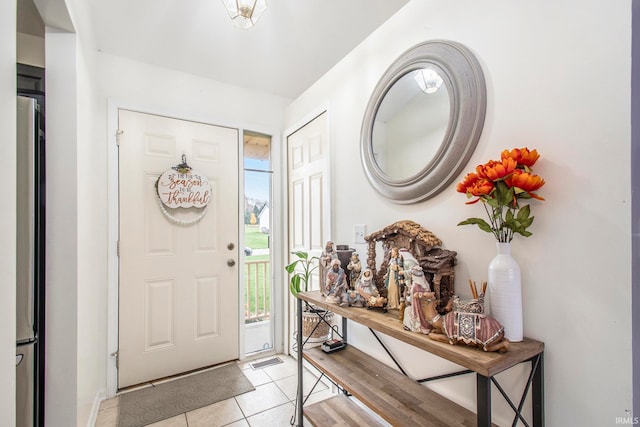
118;110;239;388
309;173;324;250
287;112;328;258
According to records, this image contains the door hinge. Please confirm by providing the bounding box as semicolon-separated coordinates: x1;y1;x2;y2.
111;350;119;369
117;240;120;257
116;129;123;146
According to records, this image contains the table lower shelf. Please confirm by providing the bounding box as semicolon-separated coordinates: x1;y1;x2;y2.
303;345;486;427
304;395;386;426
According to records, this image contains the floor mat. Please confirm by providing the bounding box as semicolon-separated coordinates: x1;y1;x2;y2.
117;363;255;427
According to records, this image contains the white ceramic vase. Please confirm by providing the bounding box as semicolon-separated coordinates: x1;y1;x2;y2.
487;242;523;342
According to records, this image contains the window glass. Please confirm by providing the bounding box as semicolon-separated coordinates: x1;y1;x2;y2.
243;131;273;355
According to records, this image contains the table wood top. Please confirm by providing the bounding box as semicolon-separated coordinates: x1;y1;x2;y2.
298;290;544;377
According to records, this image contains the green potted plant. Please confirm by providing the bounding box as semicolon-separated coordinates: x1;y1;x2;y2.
285;250;333;341
285;250;318;298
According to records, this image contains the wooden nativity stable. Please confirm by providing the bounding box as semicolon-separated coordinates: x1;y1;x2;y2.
364;220;457;313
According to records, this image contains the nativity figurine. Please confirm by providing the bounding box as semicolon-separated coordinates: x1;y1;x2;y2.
402;266;433;334
356;268;387;310
324;258;347;305
422;293;510;353
319;241;337;291
346;252;362;290
384;247;404;310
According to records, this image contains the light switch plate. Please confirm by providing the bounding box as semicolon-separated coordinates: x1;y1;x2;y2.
354;224;366;244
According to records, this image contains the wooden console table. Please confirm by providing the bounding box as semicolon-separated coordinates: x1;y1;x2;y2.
295;291;544;426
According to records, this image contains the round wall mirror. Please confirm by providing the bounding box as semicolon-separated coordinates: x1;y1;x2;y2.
361;40;487;203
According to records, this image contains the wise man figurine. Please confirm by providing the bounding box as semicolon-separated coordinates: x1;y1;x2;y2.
325;258;347;305
402;266;433;334
319;241;337;291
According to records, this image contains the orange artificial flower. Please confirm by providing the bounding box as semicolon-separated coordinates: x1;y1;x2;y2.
456;172;479;193
476;157;517;181
501;147;540;168
505;169;546;200
456;172;493;204
457;147;546;242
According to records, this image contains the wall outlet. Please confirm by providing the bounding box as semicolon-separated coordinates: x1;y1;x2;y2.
353;224;366;244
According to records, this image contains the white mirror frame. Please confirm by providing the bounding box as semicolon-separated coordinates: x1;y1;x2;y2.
361;39;487;204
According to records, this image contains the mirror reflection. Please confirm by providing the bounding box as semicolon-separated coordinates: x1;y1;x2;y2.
372;68;450;181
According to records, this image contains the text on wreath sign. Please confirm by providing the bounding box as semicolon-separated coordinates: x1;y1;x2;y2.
157;171;211;209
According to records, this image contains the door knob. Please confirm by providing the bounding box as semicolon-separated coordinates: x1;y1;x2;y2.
227;259;236;267
227;243;235;250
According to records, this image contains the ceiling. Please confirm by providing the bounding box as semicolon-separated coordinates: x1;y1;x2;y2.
19;0;409;99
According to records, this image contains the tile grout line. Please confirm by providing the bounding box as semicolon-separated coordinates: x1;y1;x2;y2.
233;394;250;425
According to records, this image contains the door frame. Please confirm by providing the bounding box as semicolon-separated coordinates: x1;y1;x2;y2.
105;100;284;396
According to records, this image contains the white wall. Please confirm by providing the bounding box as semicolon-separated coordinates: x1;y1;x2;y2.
45;29;79;427
35;3;104;424
76;23;106;427
91;53;290;129
285;0;632;425
1;2;17;425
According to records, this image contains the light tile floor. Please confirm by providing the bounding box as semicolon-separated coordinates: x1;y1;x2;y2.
95;354;335;427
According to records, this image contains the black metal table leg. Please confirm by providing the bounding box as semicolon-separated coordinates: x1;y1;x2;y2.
342;316;348;342
532;353;545;427
477;374;491;427
296;297;303;426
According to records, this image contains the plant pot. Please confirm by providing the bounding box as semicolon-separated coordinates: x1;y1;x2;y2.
302;308;334;342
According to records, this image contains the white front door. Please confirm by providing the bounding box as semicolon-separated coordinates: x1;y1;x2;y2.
117;109;239;388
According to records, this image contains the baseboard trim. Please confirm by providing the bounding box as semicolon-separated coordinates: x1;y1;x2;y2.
87;390;105;427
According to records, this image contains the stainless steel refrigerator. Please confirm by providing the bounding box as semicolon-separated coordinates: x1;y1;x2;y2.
16;95;42;427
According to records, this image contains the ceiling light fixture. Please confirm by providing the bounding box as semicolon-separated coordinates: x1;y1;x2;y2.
414;68;444;94
222;0;268;29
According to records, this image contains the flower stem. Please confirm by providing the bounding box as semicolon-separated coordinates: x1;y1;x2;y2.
483;202;501;241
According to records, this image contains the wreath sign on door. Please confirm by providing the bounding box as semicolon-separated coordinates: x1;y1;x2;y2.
155;155;211;225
